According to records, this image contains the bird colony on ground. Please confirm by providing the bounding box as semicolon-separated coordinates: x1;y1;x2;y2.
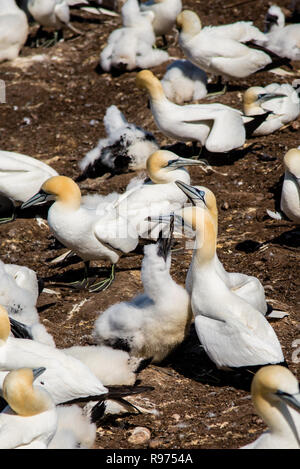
0;0;299;450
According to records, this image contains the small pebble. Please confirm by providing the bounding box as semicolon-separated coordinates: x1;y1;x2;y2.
128;427;151;445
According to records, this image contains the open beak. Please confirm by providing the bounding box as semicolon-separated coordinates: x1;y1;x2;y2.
276;389;300;412
257;93;286;104
167;156;205;169
21;190;52;209
33;367;46;381
175;180;206;206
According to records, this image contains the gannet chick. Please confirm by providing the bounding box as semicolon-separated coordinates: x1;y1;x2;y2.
136;69;246;153
161;59;207;104
175;181;269;316
100;0;169;72
78;104;159;179
21;175;139;292
267;148;300;224
176;10;279;92
177;203;285;370
258;5;300;60
0;260;55;347
0;367;57;449
48;404;96;449
241;366;300;449
139;0;182;44
0;305;109;405
242;84;300;136
28;0;82;44
93;220;192;363
0;0;28;62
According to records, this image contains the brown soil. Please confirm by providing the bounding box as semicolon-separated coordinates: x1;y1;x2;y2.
0;0;299;450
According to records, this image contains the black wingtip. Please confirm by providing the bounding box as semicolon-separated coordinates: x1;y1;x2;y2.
9;317;33;340
105;385;155;399
90;400;106;423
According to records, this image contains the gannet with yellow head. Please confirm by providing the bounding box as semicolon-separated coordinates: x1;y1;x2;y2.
241;365;300;449
136;69;246;153
175;193;285;369
0;367;57;449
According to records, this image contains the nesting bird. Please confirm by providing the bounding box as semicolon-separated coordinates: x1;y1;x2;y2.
176;10;283;92
161;59;207;104
242;83;300;136
0;0;28;62
241;366;300;449
139;0;182;44
0;367;57;449
100;0;169;72
267;148;300;224
93;219;192;363
78;104;159;179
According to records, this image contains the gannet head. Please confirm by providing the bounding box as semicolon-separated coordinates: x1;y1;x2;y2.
136;70;165;101
146;150;206;184
251;365;300;414
176;10;202;36
0;305;11;344
243;87;286;116
3;367;54;416
21;176;81;210
283;149;300;178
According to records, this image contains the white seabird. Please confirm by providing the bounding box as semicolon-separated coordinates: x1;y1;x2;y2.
0;0;28;63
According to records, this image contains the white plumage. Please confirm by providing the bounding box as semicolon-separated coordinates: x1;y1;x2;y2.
161;59;207;104
0;0;28;63
93;223;192;363
79;105;159;178
100;0;169;72
28;0;81;34
241;366;300;449
136;70;246;153
139;0;182;37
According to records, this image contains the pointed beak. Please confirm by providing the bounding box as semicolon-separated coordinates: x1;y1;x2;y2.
32;367;46;381
167;156;205;168
175;180;206;206
276;389;300;412
21;190;52;209
257;93;286;104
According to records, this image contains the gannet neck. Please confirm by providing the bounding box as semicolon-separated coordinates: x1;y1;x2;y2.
251;366;300;440
176;10;202;38
0;305;11;343
3;368;53;417
136;70;166;102
42;176;81;210
283;149;300;177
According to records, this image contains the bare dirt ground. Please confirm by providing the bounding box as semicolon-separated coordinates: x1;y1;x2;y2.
0;0;299;450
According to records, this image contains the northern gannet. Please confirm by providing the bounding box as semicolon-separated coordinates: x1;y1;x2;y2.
139;0;182;45
175;181;269;316
161;59;207;104
176;10;284;92
0;367;57;449
267;148;300;224
93;219;192;363
242;84;300;136
0;0;28;62
176;200;285;369
21;175;139;292
241;365;300;449
0;260;55;347
100;0;169;72
78;104;159;179
136;69;246;153
258;5;300;60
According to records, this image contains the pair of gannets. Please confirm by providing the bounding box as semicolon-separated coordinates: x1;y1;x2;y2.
267;148;300;224
257;5;300;60
172;181;285;369
78;104;159;179
161;59;207;104
136;70;246;153
100;0;169;72
242;83;300;136
93;219;192;363
176;10;283;91
242;365;300;449
0;0;28;63
21;150;204;290
139;0;182;43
